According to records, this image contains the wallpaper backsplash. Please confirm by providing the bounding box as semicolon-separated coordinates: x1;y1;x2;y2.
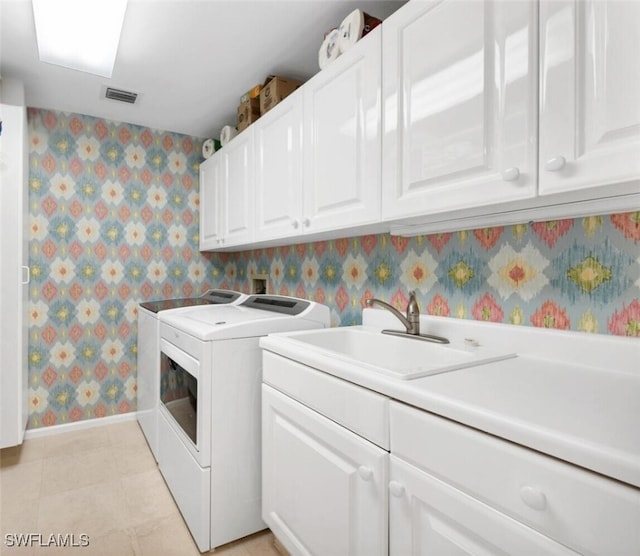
27;109;639;429
219;217;640;334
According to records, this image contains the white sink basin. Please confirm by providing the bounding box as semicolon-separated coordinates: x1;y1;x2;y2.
278;326;516;380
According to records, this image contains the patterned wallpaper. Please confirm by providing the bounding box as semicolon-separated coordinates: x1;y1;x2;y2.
217;217;640;333
26;109;216;429
26;108;639;429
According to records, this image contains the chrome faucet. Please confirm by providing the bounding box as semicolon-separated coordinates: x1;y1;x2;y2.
365;291;449;344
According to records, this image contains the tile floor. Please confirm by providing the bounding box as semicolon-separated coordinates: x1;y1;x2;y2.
0;421;282;556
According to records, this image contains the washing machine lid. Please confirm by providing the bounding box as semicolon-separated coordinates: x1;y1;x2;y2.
139;289;246;313
159;295;330;340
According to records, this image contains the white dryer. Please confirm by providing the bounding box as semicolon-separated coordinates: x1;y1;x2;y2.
136;289;247;460
157;295;330;552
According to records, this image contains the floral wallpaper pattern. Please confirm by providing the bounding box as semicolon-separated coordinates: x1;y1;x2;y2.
26;108;639;430
216;216;640;334
27;109;215;429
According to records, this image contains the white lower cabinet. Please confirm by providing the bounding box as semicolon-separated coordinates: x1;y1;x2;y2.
261;350;640;556
262;384;388;556
389;456;578;556
390;401;640;556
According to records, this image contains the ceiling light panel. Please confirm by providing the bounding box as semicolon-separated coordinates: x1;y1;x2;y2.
32;0;128;78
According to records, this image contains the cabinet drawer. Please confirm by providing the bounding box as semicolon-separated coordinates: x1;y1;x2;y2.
390;401;640;555
263;351;389;449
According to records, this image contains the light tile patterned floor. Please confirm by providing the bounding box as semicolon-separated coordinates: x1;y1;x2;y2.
0;421;282;556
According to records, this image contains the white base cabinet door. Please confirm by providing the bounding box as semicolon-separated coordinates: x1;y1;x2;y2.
382;0;538;219
389;456;579;556
539;0;640;196
262;385;388;556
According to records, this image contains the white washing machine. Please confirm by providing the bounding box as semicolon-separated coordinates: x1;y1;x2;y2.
136;289;248;460
157;295;330;552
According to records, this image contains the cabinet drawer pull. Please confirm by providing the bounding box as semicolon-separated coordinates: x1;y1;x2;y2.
303;217;311;228
291;219;300;229
545;156;566;172
389;481;405;497
501;167;520;182
357;466;373;481
519;485;547;511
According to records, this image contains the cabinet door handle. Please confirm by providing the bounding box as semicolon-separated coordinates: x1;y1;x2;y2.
501;167;520;182
303;217;311;228
389;481;405;497
519;486;547;511
21;265;30;285
545;156;566;172
357;466;373;481
291;218;300;229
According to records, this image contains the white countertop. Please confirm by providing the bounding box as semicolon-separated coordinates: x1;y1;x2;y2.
260;309;640;488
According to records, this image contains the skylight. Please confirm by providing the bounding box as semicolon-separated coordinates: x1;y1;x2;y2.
32;0;128;78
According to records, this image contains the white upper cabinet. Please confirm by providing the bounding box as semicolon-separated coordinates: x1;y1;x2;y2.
223;127;255;247
202;27;382;251
382;0;538;220
254;90;304;242
303;26;382;233
199;152;224;250
539;0;640;196
199;128;255;251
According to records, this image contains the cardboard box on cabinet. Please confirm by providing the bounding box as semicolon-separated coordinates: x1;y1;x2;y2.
237;98;260;132
259;75;303;115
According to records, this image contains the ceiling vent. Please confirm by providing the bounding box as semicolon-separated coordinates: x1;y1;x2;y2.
105;87;138;104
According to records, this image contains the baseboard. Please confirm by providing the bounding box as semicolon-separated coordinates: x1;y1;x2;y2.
24;412;138;439
273;536;290;556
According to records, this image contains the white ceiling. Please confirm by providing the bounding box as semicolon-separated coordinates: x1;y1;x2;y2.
0;0;405;139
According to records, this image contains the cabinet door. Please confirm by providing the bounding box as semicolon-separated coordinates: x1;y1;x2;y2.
222;128;255;247
254;91;304;241
199;153;224;250
0;97;28;449
382;0;537;220
262;385;388;556
389;456;579;556
539;0;640;195
303;27;381;233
